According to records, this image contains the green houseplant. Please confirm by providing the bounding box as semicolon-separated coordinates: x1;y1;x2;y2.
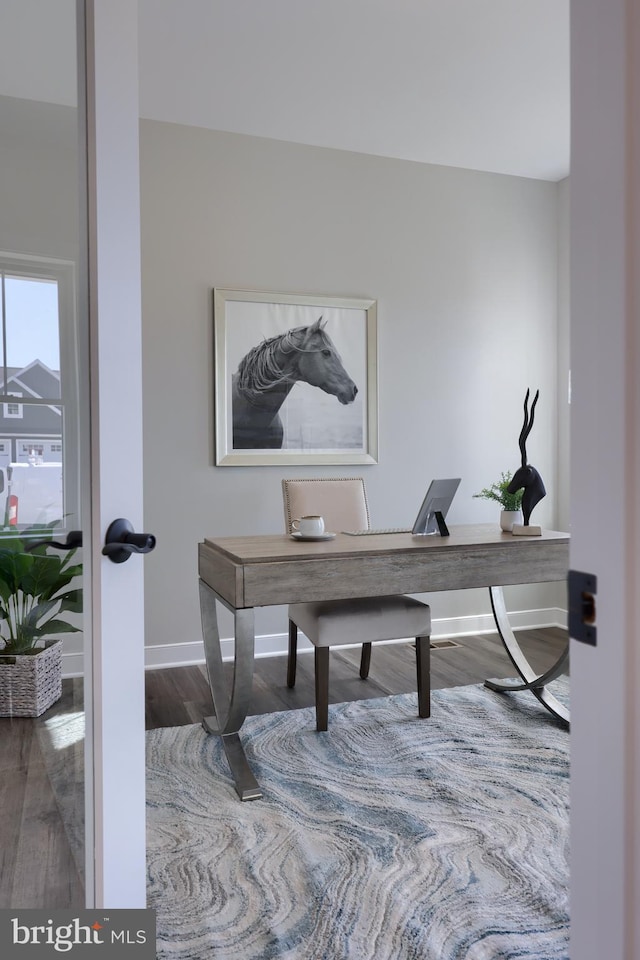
0;531;82;717
474;471;524;531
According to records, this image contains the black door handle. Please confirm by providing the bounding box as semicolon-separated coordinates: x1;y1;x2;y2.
25;530;83;552
102;518;157;564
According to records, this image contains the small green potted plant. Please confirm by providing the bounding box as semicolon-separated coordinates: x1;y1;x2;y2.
0;530;82;717
473;471;524;532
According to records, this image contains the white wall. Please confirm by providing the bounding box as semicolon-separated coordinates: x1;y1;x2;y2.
140;120;565;659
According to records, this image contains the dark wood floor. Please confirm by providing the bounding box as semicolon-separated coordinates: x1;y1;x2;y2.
0;677;86;909
2;627;568;909
145;627;568;728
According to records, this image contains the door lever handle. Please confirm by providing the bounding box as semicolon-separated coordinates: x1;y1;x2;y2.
25;530;83;552
102;518;157;564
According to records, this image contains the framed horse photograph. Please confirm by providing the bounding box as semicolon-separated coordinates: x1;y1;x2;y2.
213;289;378;466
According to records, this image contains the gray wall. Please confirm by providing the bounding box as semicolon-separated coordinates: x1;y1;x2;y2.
0;95;568;661
0;96;79;260
140;120;565;655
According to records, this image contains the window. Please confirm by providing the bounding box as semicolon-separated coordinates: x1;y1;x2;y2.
20;442;44;459
0;254;78;530
4;392;23;419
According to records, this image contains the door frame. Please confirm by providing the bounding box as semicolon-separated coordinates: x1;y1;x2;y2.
570;0;640;954
81;0;147;907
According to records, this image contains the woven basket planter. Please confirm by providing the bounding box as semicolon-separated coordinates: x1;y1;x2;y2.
0;639;63;718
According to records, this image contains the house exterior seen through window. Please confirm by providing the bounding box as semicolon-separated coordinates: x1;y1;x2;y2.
0;254;78;529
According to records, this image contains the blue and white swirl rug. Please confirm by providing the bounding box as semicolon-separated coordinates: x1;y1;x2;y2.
146;678;570;960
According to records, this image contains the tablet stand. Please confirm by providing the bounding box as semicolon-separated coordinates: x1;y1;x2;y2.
434;511;450;536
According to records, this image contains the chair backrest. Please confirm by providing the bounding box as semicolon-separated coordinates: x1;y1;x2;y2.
282;478;371;534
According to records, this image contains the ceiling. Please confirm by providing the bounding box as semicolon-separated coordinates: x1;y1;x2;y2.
1;0;570;182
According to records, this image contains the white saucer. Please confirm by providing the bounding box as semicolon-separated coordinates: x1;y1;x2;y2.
290;532;336;542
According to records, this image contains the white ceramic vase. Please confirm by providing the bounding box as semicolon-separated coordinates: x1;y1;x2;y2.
500;509;523;532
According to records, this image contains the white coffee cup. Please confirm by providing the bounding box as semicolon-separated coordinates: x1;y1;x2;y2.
292;515;325;537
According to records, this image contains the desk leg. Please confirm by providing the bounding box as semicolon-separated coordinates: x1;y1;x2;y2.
198;580;262;800
485;586;570;726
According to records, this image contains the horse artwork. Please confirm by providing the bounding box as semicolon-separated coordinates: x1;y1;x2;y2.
231;317;358;449
507;387;547;532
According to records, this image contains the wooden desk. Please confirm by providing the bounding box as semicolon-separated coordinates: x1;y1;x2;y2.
198;524;570;799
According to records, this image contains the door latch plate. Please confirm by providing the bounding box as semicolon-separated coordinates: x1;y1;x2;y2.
568;569;597;646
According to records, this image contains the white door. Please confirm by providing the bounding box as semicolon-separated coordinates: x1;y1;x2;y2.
0;0;147;910
570;0;640;955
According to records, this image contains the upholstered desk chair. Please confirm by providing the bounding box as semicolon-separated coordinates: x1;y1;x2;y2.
282;477;432;731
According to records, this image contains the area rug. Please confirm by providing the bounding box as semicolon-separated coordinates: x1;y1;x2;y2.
146;679;570;960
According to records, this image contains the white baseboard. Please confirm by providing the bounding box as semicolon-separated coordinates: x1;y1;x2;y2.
144;640;208;670
61;651;84;678
431;606;568;641
61;607;568;678
146;606;568;670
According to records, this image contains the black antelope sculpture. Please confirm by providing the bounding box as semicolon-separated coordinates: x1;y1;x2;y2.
507;389;546;527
